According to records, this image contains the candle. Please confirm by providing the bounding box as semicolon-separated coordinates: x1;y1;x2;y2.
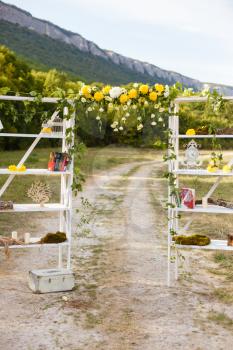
11;231;18;240
24;232;31;244
202;197;208;208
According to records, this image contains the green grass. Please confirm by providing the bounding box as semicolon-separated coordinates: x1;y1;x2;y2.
0;148;60;203
0;146;159;234
79;146;159;176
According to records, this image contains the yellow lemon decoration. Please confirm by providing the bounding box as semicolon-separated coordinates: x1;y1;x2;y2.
149;91;158;102
102;85;111;95
186;129;196;136
94;91;104;102
207;165;218;172
18;165;26;172
41;127;52;133
222;165;231;172
139;84;149;95
119;94;128;104
8;165;17;171
8;164;26;172
128;88;137;99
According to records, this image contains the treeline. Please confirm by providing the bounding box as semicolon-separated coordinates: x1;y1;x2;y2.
0;45;233;150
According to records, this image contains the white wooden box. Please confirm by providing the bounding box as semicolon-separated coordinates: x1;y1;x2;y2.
28;269;75;293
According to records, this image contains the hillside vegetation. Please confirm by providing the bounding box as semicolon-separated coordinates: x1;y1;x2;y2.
0;20;162;85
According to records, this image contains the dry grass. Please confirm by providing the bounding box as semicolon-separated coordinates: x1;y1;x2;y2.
208;311;233;329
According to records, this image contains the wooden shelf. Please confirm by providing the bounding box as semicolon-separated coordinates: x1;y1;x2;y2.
175;169;233;176
0;241;69;250
179;134;233;139
0;132;63;139
0;203;69;212
177;204;233;214
173;239;233;251
0;169;70;175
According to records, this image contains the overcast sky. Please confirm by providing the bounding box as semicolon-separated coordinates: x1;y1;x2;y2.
5;0;233;86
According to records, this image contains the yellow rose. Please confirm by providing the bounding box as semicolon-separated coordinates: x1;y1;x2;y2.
186;129;196;136
128;88;137;99
102;85;111;95
119;94;128;104
81;85;91;97
155;84;165;94
94;91;104;102
149;91;158;102
139;84;149;95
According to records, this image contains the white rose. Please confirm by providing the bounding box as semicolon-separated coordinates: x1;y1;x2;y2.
133;83;139;88
109;87;123;99
164;85;170;97
151;113;155;119
121;117;126;122
87;107;93;112
137;116;142;121
151;121;157;126
158;117;163;122
81;97;86;103
123;105;128;111
105;96;112;101
99;108;104;113
119;126;123;131
137;124;143;131
111;121;118;128
132;105;137;110
96;116;100;120
159;108;165;113
113;128;119;132
125;113;130;117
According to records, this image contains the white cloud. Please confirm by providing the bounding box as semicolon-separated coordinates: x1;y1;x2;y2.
72;0;233;39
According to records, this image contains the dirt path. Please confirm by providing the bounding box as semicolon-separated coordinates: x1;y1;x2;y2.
1;158;233;349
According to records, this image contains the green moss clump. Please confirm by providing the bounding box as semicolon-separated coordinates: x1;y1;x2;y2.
173;234;210;246
40;231;67;244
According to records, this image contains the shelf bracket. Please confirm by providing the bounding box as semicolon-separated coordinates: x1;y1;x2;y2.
203;176;222;201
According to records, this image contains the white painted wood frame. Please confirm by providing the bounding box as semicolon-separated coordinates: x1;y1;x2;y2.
167;95;233;286
0;95;75;269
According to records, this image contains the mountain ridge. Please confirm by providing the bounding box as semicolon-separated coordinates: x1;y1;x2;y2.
0;0;233;94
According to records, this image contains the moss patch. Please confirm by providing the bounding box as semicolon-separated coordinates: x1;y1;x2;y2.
173;234;210;246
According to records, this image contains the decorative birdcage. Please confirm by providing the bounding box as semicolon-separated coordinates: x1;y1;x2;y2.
41;111;63;135
51;116;63;135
